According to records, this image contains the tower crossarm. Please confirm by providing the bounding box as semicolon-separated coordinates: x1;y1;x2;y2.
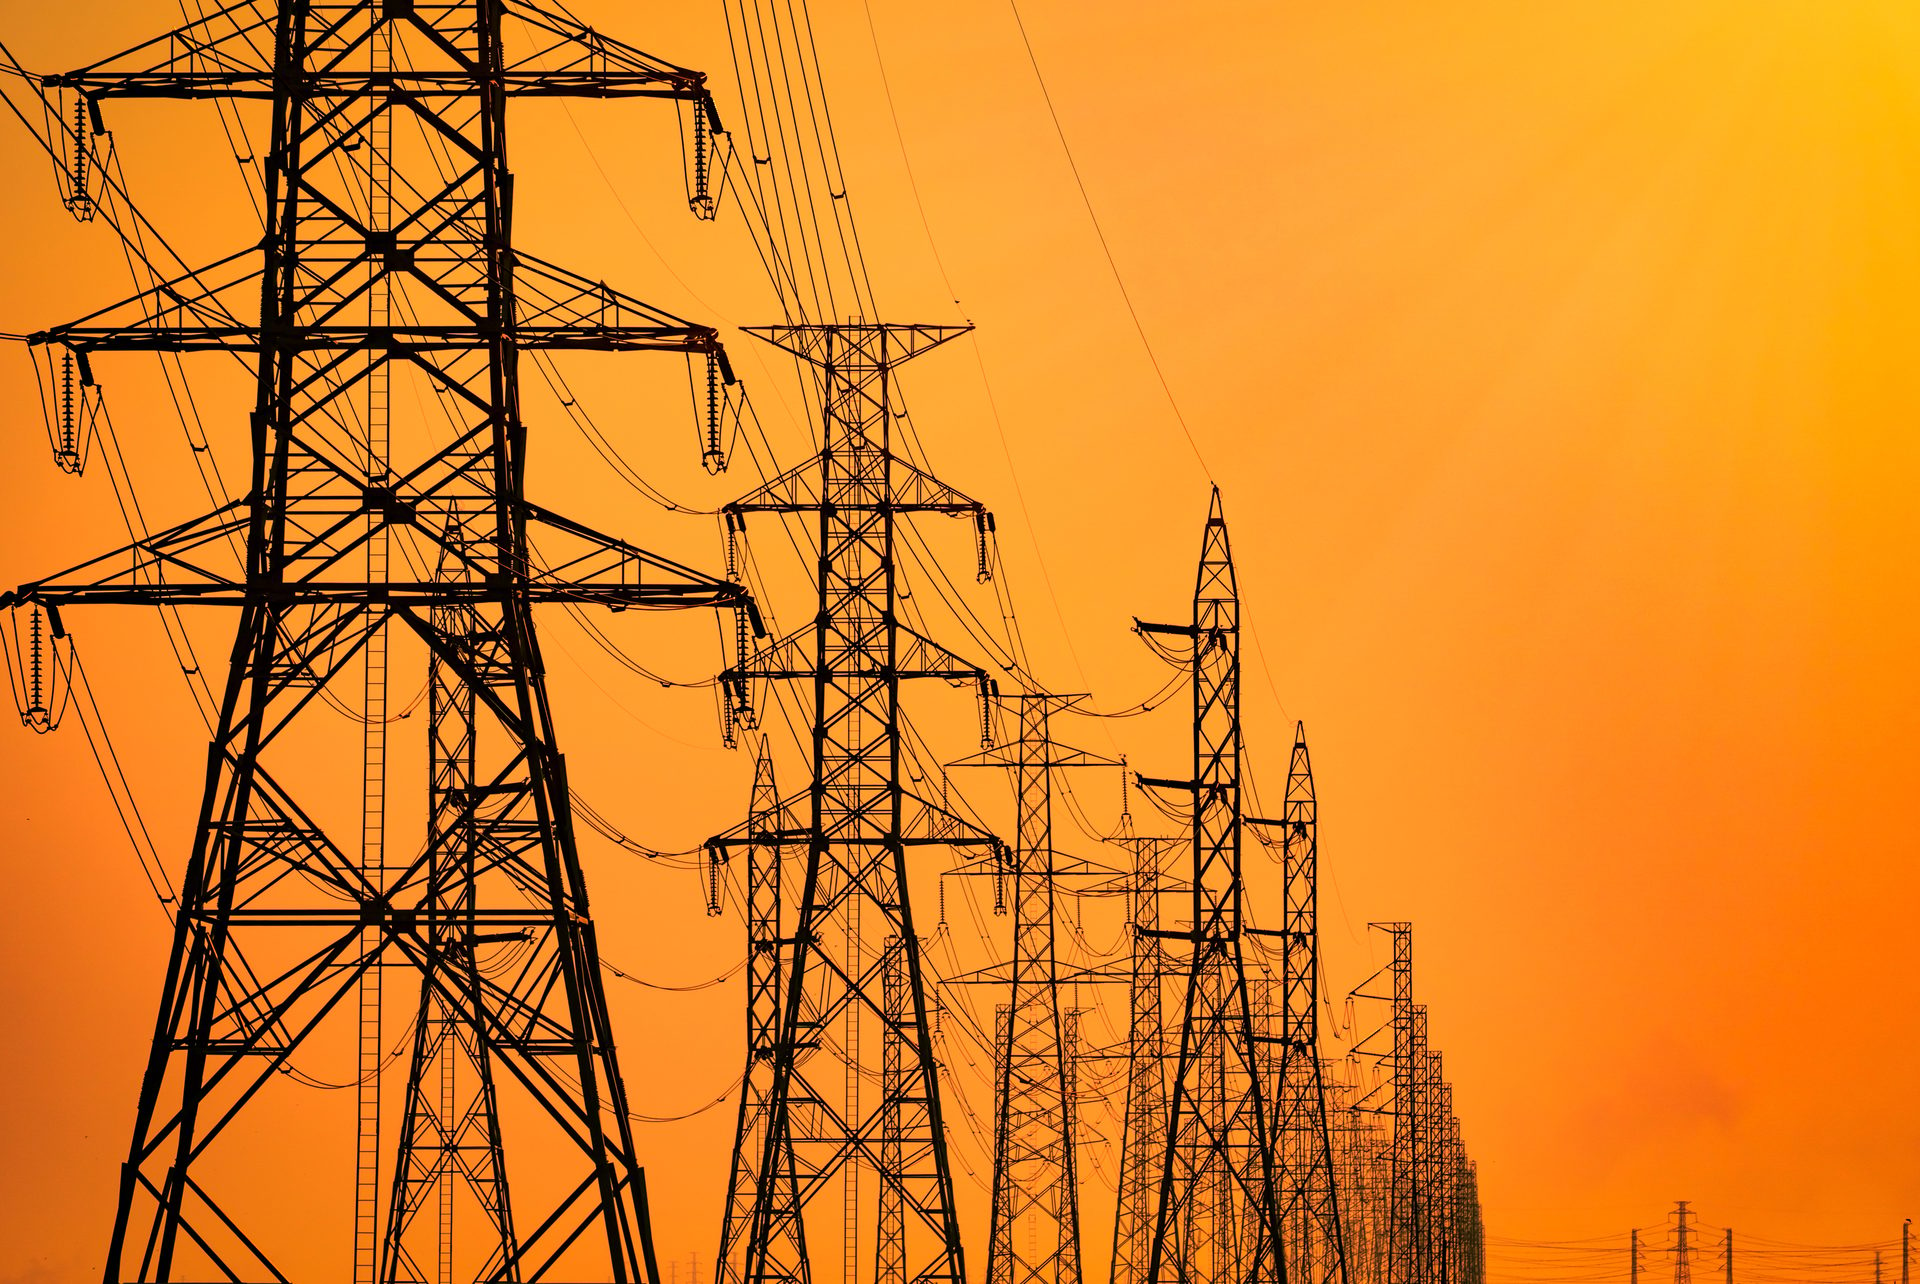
42;0;715;101
724;451;987;518
725;621;987;684
3;500;759;615
34;253;725;357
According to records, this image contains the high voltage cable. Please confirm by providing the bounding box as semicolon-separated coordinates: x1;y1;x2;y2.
1001;0;1213;484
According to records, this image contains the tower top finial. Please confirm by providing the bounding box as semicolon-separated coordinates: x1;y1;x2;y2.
1195;487;1235;606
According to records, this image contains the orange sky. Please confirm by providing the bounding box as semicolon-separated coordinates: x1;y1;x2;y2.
2;2;1919;1281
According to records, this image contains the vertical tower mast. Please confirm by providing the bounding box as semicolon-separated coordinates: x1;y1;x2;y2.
384;533;516;1284
718;324;999;1284
1137;489;1285;1284
1673;1203;1693;1284
1263;724;1349;1284
1378;925;1416;1284
716;740;810;1284
1409;1009;1433;1284
14;6;747;1280
953;693;1116;1284
1108;810;1181;1284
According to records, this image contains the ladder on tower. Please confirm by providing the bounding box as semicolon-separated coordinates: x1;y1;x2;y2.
356;21;395;1280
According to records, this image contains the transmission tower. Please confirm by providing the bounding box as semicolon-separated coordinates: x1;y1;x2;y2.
1260;723;1349;1284
714;738;810;1284
1137;489;1285;1284
1673;1203;1694;1284
716;324;999;1284
382;524;515;1284
1409;1009;1435;1284
953;692;1117;1284
1108;799;1183;1284
1375;924;1416;1284
8;6;747;1280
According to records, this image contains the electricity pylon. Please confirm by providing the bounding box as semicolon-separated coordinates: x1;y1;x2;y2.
1409;1009;1433;1284
1673;1203;1695;1284
716;324;999;1284
1137;489;1286;1284
1375;924;1417;1284
6;5;747;1280
952;692;1117;1284
713;739;810;1284
1108;808;1183;1284
1261;725;1349;1284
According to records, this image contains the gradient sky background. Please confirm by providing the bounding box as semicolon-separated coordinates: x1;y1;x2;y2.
1;2;1918;1281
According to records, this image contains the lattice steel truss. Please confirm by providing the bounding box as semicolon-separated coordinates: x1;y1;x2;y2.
953;693;1115;1284
6;4;746;1280
1137;490;1286;1284
714;324;999;1284
1262;725;1350;1284
1382;925;1417;1284
1108;817;1180;1284
713;738;811;1284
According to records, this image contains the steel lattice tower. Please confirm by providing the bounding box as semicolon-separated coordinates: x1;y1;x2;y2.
716;324;997;1284
1108;809;1182;1284
1408;1009;1434;1284
383;525;515;1284
9;5;746;1280
953;693;1115;1284
1263;725;1349;1284
1375;924;1416;1284
1137;489;1286;1284
714;739;811;1284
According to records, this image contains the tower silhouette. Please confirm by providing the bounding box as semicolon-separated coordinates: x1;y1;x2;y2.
10;5;745;1279
1137;490;1286;1284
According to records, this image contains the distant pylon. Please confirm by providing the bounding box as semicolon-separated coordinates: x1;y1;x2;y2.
1410;1008;1434;1284
714;739;810;1284
1107;777;1183;1284
1377;924;1417;1284
953;692;1117;1284
382;530;515;1284
718;324;1000;1284
1138;489;1286;1284
1262;724;1350;1284
1673;1203;1694;1284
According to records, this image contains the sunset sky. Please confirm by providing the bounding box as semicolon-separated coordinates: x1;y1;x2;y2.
1;2;1918;1281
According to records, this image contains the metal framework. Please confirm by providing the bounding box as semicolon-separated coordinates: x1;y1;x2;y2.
1108;816;1182;1284
1673;1203;1694;1284
7;5;746;1280
1408;1010;1436;1284
953;693;1115;1284
1378;924;1416;1284
715;324;998;1284
714;738;810;1284
1265;725;1349;1284
1137;489;1285;1284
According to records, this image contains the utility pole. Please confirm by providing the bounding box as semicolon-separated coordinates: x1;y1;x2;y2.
1724;1231;1732;1284
10;6;748;1282
719;323;999;1284
1674;1202;1694;1284
1902;1220;1910;1284
952;692;1116;1284
1632;1229;1640;1284
1137;489;1286;1284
